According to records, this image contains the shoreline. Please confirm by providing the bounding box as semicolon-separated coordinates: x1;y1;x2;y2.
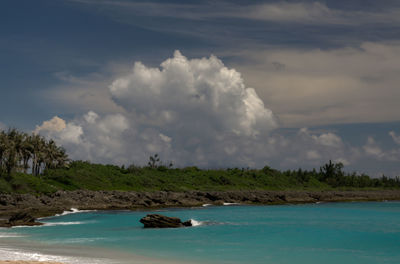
0;262;63;264
1;197;399;264
1;189;400;227
0;232;199;264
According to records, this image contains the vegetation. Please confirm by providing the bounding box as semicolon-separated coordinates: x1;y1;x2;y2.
0;128;399;195
0;129;68;179
0;159;399;195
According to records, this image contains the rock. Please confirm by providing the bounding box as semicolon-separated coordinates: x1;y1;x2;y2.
140;214;192;228
6;211;42;227
182;220;192;227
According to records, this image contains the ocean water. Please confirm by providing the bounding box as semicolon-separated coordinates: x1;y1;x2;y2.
1;201;400;264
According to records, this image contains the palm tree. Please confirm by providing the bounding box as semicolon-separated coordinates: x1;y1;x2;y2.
0;128;69;178
0;130;7;174
44;140;58;170
20;134;33;173
55;146;69;169
31;134;46;176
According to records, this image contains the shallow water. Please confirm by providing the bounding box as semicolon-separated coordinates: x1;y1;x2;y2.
1;202;400;264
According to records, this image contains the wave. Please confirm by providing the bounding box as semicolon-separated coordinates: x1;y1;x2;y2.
189;219;224;227
189;219;203;226
202;202;241;207
44;221;91;226
0;232;24;238
0;246;108;264
11;221;94;228
55;208;96;216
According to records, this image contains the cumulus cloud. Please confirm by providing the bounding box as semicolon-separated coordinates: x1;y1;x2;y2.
35;51;399;174
363;137;384;159
34;116;66;134
311;132;342;147
274;128;352;168
37;52;277;167
110;50;276;137
362;136;400;162
37;112;130;164
389;131;400;145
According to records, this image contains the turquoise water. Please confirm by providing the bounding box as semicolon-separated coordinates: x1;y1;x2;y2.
2;202;400;263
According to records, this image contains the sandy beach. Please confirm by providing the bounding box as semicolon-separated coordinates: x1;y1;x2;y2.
0;262;63;264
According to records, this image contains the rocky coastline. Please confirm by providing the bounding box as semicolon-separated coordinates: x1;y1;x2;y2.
1;190;400;227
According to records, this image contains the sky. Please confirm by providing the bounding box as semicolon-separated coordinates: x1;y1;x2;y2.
1;0;400;176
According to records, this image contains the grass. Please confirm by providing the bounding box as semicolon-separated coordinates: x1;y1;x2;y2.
1;160;398;195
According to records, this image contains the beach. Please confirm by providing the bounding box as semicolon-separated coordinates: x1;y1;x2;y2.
0;262;63;264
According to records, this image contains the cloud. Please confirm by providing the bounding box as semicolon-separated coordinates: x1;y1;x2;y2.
311;132;343;147
34;116;66;134
35;51;400;176
389;131;400;145
70;0;400;26
306;150;321;160
43;71;125;116
362;136;400;162
109;50;277;137
363;137;384;159
234;42;400;127
235;2;338;24
37;112;130;164
0;121;6;131
275;128;352;168
233;2;400;25
38;51;277;167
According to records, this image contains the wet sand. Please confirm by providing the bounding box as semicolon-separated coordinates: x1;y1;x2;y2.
0;262;64;264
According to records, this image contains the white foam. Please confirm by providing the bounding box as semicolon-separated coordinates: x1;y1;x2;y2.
0;246;106;264
55;208;95;217
223;202;240;206
190;219;203;227
11;221;94;228
0;232;24;238
11;225;43;229
202;203;212;207
44;221;89;226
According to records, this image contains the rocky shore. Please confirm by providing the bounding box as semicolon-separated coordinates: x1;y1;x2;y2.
1;190;400;227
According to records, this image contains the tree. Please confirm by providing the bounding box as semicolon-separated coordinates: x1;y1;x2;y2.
0;128;69;179
319;160;344;187
148;154;161;169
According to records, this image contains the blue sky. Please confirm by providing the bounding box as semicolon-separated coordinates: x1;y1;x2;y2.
1;0;400;176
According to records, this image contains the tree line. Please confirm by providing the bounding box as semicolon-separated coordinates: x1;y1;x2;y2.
281;160;400;188
0;129;68;179
1;128;399;190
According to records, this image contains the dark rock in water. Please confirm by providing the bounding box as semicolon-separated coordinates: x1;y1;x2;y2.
140;214;192;228
182;220;192;227
6;211;42;227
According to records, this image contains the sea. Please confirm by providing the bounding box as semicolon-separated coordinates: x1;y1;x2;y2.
1;201;400;264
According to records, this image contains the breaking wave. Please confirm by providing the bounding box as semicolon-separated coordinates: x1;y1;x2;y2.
56;208;95;216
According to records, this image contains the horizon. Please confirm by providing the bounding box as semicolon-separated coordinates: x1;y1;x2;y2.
1;0;400;176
